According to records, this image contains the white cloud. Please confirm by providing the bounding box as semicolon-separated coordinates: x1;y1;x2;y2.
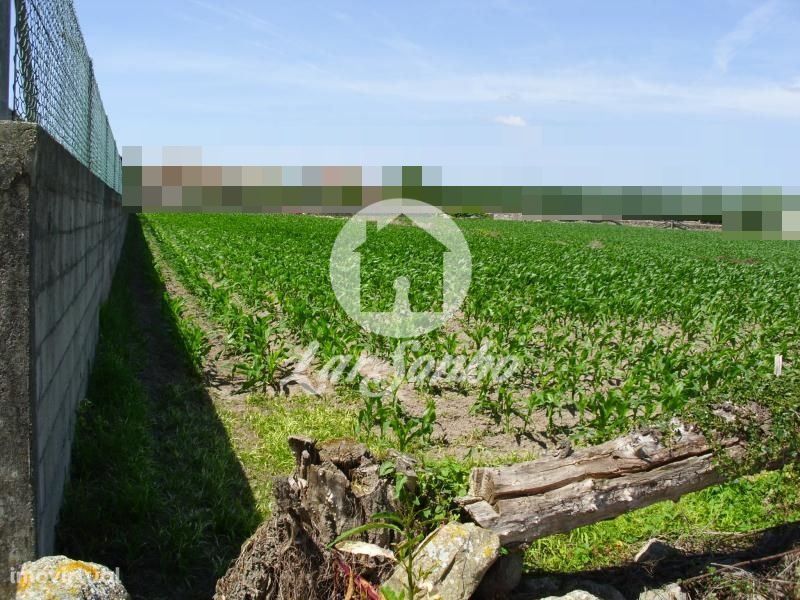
330;72;800;118
100;48;800;119
714;0;780;72
493;114;527;127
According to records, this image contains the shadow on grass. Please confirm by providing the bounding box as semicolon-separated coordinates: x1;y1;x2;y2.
57;215;258;600
526;520;800;599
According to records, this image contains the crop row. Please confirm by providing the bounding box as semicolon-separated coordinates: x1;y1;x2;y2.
141;213;800;442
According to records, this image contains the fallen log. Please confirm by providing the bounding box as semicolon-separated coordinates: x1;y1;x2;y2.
468;424;735;504
458;421;754;546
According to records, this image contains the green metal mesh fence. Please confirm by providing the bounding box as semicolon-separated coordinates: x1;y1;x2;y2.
12;0;121;192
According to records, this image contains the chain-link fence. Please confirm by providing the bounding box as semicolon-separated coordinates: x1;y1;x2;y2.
12;0;121;192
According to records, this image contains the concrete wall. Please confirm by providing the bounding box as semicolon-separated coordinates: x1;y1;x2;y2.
0;122;126;591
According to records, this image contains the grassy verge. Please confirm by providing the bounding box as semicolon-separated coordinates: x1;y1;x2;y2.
57;218;259;600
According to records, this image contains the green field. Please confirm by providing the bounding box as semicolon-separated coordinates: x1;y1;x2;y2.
141;213;800;444
59;214;800;598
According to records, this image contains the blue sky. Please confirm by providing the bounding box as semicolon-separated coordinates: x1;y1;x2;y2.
76;0;800;185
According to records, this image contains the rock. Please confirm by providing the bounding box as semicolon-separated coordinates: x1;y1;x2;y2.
638;583;688;600
383;522;500;600
473;551;524;599
541;592;602;600
14;556;129;600
634;539;679;564
571;580;625;600
512;577;623;600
